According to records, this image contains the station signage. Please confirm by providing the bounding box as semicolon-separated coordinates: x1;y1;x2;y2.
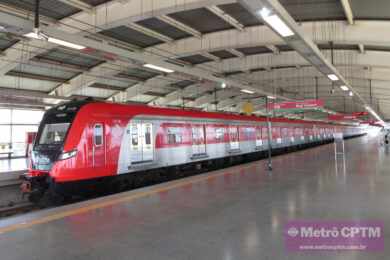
328;112;369;121
268;99;324;111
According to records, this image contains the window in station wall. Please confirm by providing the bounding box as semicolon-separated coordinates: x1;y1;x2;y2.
0;108;44;158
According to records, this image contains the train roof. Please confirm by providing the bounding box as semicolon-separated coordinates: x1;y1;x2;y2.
55;100;357;127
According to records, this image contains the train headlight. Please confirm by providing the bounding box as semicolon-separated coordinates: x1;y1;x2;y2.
59;149;77;160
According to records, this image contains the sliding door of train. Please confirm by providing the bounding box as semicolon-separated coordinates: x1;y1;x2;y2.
191;125;206;155
130;121;154;163
229;126;239;150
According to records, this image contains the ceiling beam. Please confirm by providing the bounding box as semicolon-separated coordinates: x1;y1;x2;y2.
266;44;280;54
57;0;94;13
206;5;245;31
211;50;390;76
201;52;221;62
127;22;174;43
151;82;216;106
65;0;235;34
227;48;245;58
157;15;202;39
6;71;67;83
155;20;390;59
340;0;354;25
358;43;365;54
0;86;70;101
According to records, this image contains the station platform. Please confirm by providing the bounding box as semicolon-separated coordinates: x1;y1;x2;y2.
0;158;28;173
0;134;388;259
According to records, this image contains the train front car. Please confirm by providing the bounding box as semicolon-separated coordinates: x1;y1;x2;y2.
22;101;87;203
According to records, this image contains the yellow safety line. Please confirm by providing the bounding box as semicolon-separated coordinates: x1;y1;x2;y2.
0;164;254;235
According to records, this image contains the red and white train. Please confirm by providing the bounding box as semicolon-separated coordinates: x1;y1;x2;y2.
24;100;366;201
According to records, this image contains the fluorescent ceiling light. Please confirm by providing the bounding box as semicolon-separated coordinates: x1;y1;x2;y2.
327;74;339;81
340;85;349;91
349;91;353;96
24;32;44;40
143;64;174;73
47;37;85;50
241;89;254;94
259;8;294;37
267;95;276;99
25;32;85;50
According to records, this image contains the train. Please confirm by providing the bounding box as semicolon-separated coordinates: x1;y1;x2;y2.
21;100;366;203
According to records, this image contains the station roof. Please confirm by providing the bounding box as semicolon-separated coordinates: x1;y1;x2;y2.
0;0;388;122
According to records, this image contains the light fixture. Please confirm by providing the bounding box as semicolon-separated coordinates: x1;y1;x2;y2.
143;64;174;73
221;82;227;89
365;105;383;122
340;85;349;91
24;32;85;50
47;37;85;50
349;91;353;96
259;8;294;37
327;74;339;81
267;95;276;99
241;89;254;94
24;32;45;40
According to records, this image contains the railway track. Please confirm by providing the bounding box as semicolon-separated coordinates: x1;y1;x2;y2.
0;173;34;218
0;201;37;218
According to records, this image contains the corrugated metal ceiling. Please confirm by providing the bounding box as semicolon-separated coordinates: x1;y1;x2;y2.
236;46;271;56
81;0;111;6
280;0;346;22
10;63;78;80
118;67;159;81
351;0;390;20
218;3;262;27
178;54;212;65
0;0;80;20
209;50;237;59
99;26;163;48
137;18;191;40
168;8;233;34
0;37;18;51
35;48;103;68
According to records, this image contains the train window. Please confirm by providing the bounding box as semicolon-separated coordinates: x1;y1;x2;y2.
131;124;138;146
145;125;151;145
39;123;70;145
215;128;224;141
94;124;103;146
167;127;182;144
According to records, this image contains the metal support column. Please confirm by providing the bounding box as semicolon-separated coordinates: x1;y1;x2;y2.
265;96;273;171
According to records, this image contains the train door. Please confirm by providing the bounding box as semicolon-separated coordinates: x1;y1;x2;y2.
191;125;206;155
142;123;154;161
92;123;105;168
130;122;154;164
229;126;239;150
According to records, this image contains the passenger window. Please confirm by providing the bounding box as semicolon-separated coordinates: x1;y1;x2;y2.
145;125;151;145
167;127;182;144
131;124;138;146
215;128;224;141
94;124;103;146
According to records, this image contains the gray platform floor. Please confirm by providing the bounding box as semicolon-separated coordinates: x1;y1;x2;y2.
0;134;388;259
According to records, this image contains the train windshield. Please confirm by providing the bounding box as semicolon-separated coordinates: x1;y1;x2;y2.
39;123;70;145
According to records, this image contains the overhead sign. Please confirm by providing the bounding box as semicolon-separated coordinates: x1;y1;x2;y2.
242;102;254;115
268;99;324;111
328;114;358;121
328;112;369;121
